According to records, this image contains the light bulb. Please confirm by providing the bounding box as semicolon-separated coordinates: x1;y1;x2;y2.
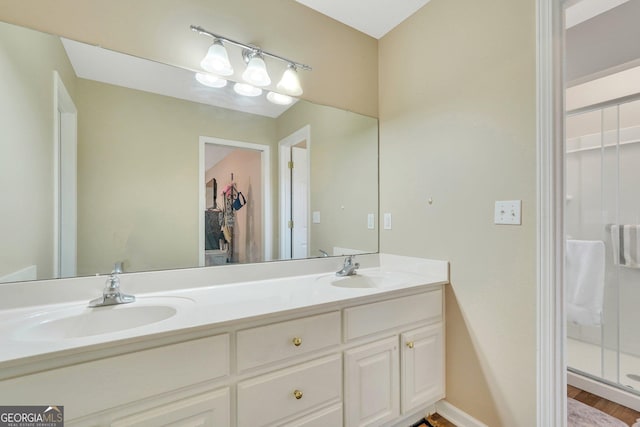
242;53;271;87
277;64;303;96
200;40;233;76
266;91;293;105
195;72;227;88
233;82;262;97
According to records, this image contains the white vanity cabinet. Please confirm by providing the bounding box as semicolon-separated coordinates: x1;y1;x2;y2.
343;290;444;427
400;324;445;414
0;284;444;427
345;336;400;426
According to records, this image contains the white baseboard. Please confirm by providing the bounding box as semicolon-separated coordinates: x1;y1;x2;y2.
435;400;488;427
568;371;640;412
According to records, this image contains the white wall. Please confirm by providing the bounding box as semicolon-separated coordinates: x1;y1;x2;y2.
378;0;536;425
0;21;77;281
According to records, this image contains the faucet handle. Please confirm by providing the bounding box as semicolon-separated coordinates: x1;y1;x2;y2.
105;273;121;291
112;262;124;274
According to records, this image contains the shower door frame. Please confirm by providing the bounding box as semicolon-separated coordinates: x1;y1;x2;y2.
566;93;640;404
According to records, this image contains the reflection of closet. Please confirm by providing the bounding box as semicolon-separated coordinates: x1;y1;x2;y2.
204;175;245;264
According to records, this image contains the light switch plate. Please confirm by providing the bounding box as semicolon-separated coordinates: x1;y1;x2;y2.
312;211;321;224
367;213;375;229
383;213;392;230
494;200;522;225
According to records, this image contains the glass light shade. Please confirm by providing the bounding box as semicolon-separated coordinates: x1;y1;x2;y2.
266;91;293;105
195;72;227;88
200;41;234;76
277;65;303;96
242;54;271;87
233;82;262;97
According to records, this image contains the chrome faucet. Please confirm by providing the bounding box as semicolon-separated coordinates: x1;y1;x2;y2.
336;255;360;277
89;263;135;307
319;249;329;257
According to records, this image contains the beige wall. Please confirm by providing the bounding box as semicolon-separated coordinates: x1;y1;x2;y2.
0;22;76;280
75;78;276;275
0;0;379;118
378;0;536;426
206;149;263;263
276;101;378;257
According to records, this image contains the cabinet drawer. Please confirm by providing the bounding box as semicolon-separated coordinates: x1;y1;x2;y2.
237;354;342;427
280;403;342;427
0;334;230;420
344;290;442;341
237;311;340;371
111;387;230;427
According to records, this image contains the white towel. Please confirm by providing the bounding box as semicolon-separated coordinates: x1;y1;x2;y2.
565;240;605;326
610;225;640;268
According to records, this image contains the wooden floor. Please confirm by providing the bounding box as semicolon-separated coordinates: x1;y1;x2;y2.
426;413;456;427
568;385;640;425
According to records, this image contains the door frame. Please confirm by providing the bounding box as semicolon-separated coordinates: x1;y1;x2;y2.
198;136;272;265
536;0;565;426
278;125;311;260
52;71;78;278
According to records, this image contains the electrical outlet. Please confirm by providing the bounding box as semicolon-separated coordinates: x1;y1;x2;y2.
383;213;392;230
367;213;375;229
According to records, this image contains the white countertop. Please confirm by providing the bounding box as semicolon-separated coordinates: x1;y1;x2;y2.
0;254;448;368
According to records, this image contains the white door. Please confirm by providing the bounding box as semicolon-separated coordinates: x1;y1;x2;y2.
291;146;308;259
344;336;399;426
400;323;445;413
278;126;310;260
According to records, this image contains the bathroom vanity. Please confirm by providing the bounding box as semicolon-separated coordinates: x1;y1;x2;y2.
0;254;447;427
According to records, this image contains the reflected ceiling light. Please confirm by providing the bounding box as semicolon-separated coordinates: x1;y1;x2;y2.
200;39;234;76
277;64;303;96
266;91;294;105
233;82;262;97
242;50;271;87
191;25;312;93
195;72;227;88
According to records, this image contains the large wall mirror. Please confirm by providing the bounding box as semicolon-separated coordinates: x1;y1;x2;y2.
0;20;379;284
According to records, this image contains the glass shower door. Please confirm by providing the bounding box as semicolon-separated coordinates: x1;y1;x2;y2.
566;97;640;393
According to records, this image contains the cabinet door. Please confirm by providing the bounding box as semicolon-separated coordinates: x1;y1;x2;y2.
110;387;230;427
401;323;444;413
344;336;399;427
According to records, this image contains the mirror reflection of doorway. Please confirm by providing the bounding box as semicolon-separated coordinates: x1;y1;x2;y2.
54;71;78;279
198;137;270;266
279;126;310;259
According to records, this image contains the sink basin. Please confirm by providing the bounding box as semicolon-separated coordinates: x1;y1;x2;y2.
14;297;193;341
320;270;417;289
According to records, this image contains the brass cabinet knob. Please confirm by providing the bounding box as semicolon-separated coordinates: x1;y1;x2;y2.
292;337;302;347
293;389;303;400
406;341;415;349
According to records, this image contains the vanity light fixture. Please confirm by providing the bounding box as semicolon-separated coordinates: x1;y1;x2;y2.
233;82;262;97
200;39;234;76
277;64;303;97
195;72;227;88
191;25;311;95
266;91;294;105
242;50;271;87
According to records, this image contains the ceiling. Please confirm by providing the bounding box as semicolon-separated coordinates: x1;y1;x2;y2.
61;39;297;119
565;0;640;83
295;0;432;39
565;0;630;28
